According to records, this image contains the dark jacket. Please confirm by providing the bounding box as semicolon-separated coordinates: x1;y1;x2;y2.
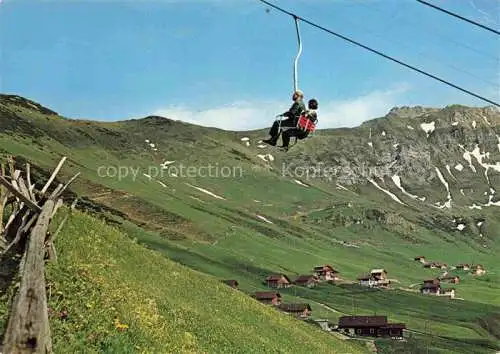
282;99;306;122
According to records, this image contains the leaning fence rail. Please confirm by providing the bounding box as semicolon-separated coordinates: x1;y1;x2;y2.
0;156;79;353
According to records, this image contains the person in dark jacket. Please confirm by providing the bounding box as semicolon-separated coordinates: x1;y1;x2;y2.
262;90;305;146
281;98;318;151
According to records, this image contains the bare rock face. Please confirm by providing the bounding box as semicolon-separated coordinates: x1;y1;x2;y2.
286;106;500;201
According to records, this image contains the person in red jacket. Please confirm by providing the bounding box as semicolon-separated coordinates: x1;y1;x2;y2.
281;98;318;151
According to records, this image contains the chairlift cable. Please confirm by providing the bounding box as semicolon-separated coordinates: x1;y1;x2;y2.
257;0;500;108
416;0;500;36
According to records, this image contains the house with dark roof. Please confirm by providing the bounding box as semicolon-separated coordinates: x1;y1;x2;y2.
357;274;378;287
423;278;440;286
455;264;470;271
420;282;456;298
414;256;426;263
253;292;281;305
313;265;340;281
420;283;440;295
337;315;406;338
265;274;291;288
294;275;320;288
277;303;312;319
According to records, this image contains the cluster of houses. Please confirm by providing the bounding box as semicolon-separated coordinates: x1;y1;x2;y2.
222;265;340;319
414;256;487;275
222;276;406;340
263;264;341;290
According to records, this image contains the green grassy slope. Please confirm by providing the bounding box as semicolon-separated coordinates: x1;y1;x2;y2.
39;209;366;353
1;94;499;353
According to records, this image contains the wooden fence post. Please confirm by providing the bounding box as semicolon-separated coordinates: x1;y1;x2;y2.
2;200;55;353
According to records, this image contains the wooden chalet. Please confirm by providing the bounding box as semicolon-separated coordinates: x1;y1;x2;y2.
472;264;486;275
423;278;440;286
439;275;460;284
420;283;440;295
414;256;426;263
370;269;388;281
313;265;340;281
337;316;406;338
423;262;445;269
222;279;238;289
294;275;320;288
357;274;378;287
277;303;312;319
420;283;456;298
253;292;281;305
357;269;390;287
455;264;470;271
265;274;291;288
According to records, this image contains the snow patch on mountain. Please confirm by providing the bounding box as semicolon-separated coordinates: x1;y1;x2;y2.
420;121;435;137
294;179;309;187
391;175;426;201
368;178;406;205
435;167;452;208
185;183;225;200
445;165;456;180
256;215;273;224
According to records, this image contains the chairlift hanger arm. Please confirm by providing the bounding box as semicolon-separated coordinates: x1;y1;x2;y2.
293;15;302;92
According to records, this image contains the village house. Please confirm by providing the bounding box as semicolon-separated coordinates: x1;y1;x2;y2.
253;291;282;305
420;283;440;295
277;303;312;319
313;265;340;281
337;316;406;339
471;264;486;275
371;269;388;280
371;268;390;286
294;275;320;288
222;280;238;289
439;275;460;284
455;264;470;271
423;278;440;286
420;282;455;298
414;256;426;263
357;274;379;287
441;288;456;298
265;274;291;288
424;262;445;269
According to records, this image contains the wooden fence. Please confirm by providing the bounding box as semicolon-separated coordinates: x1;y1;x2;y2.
0;156;79;353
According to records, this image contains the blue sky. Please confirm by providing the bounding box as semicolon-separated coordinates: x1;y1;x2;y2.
1;0;499;130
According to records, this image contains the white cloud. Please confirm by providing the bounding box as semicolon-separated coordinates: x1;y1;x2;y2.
151;84;411;131
319;84;411;128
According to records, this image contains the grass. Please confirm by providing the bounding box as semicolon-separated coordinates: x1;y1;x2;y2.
42;209;367;353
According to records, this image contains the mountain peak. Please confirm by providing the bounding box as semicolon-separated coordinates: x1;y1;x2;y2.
387;105;439;118
0;94;58;116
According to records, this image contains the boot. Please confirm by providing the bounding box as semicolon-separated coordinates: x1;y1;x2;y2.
263;137;277;146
